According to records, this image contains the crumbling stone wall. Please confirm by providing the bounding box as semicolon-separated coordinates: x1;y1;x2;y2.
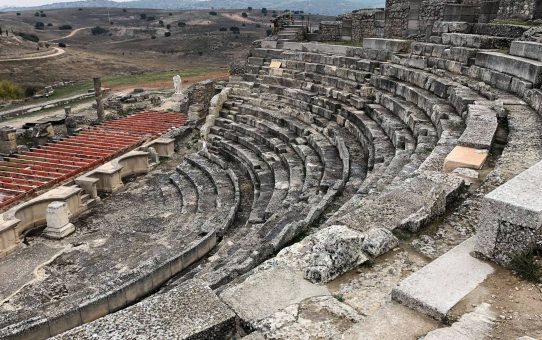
179;80;216;115
351;9;385;42
497;0;542;20
385;0;411;37
319;21;342;41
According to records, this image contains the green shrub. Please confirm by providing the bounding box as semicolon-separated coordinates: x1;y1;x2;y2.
59;24;72;30
219;27;227;31
242;12;248;18
510;251;542;283
58;41;66;47
91;26;109;35
0;80;24;101
178;21;186;27
209;11;218;16
35;21;45;30
164;31;171;37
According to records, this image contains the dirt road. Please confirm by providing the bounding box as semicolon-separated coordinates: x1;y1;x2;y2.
0;47;65;62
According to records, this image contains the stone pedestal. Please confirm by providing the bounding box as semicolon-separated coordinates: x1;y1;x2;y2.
44;201;75;239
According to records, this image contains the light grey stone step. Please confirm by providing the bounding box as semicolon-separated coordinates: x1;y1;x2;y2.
363;38;411;53
510;40;542;62
475;51;542;86
169;172;198;215
423;303;495;340
392;237;495;321
442;33;512;49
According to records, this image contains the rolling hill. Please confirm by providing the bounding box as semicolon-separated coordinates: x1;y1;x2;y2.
2;0;385;16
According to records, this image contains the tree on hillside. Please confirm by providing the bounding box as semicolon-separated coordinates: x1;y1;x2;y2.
16;12;21;16
261;8;268;15
59;25;72;30
0;80;24;101
209;11;218;16
140;13;147;20
122;8;127;13
34;12;40;17
35;22;45;30
242;12;248;18
166;24;171;29
248;7;253;11
164;31;171;37
0;27;2;36
178;22;186;27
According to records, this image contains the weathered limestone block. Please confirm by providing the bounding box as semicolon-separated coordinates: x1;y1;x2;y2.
476;160;542;264
252;296;361;339
433;21;471;35
510;40;542;62
475;51;542;86
363;38;410;53
219;267;330;325
44;201;75;239
361;228;399;257
301;225;368;283
458;104;498;150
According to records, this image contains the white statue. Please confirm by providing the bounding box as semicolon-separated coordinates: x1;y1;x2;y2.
173;75;182;94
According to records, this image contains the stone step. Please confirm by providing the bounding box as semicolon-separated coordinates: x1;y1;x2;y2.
441;33;512;49
510;40;542;62
392;237;495;321
170;172;198;215
457;104;498;150
475;51;542;86
363;38;410;53
471;23;529;38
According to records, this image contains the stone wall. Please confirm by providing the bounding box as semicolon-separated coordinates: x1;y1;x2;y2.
497;0;542;20
179;80;216;116
319;21;342;41
385;0;411;37
351;9;385;42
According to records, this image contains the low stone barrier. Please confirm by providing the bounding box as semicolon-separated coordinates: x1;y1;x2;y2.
201;87;232;140
476;160;542;264
0;231;218;339
0;186;84;258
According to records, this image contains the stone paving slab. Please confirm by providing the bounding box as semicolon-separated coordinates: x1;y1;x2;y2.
391;237;495;321
53;280;236;339
219;267;330;325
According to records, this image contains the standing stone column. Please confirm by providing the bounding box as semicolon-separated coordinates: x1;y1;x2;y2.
93;77;105;123
0;126;17;154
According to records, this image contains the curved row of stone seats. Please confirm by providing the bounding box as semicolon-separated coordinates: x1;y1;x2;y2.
240;50;430;194
209;135;274;223
170;152;240;235
211;126;289;218
184;153;240;236
215;117;306;203
375;62;501;158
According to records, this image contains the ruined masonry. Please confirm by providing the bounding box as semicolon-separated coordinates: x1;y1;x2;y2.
1;1;542;339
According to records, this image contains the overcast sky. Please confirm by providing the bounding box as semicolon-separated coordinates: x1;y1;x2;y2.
0;0;131;7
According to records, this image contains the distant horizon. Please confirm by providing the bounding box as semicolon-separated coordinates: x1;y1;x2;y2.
0;0;131;7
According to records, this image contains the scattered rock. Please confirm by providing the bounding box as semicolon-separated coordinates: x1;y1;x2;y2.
361;228;398;257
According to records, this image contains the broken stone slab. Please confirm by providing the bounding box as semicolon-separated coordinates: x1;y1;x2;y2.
43;201;75;239
252;296;362;339
219;267;330;325
52;279;237;339
423;303;495;340
391;237;495;321
361;228;399;257
509;40;542;62
443;146;488;173
363;38;411;53
458;104;498;150
476;160;542;265
263;225;369;284
475;51;542;86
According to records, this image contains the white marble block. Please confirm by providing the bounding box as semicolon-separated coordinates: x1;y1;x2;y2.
44;201;75;239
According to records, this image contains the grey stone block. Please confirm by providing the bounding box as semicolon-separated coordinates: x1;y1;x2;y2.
392;237;494;321
510;41;542;61
475;51;542;86
476;160;542;264
79;295;110;324
48;308;82;337
363;38;410;53
458;104;498;149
